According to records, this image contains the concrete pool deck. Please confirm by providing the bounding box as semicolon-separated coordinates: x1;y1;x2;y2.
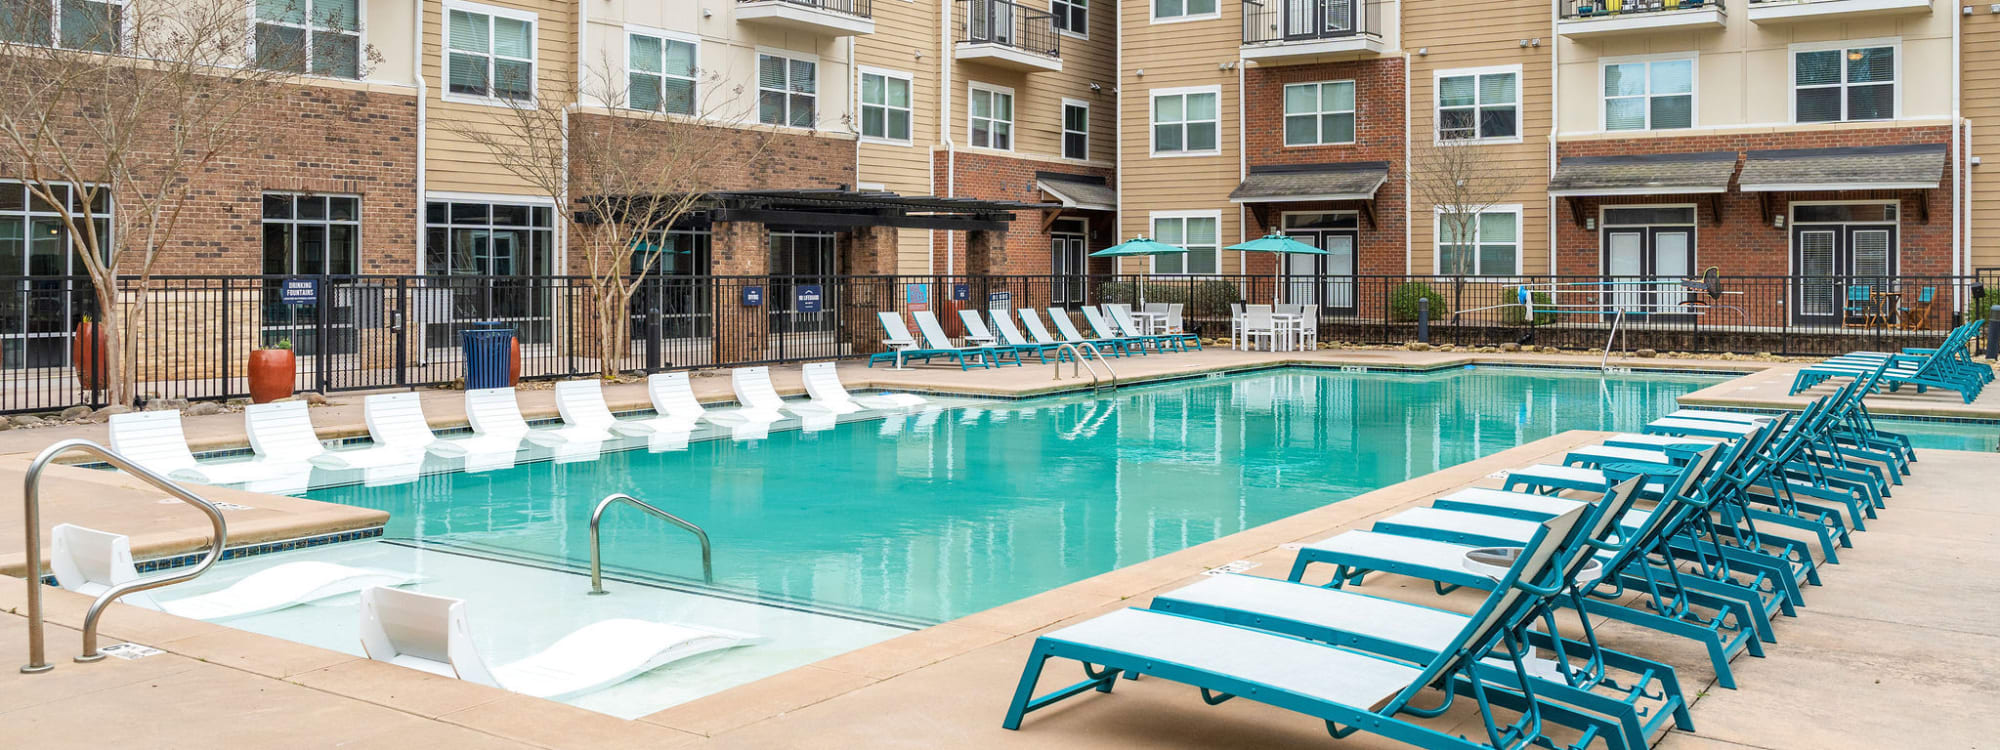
0;424;1994;748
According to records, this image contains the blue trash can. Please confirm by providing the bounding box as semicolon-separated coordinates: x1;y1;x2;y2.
462;321;515;390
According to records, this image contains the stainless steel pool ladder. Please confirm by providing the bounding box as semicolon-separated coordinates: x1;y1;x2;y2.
588;492;713;594
1052;342;1114;392
19;439;228;674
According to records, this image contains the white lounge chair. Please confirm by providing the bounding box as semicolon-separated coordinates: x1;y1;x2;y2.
243;401;328;465
358;586;760;700
314;392;454;469
800;362;924;414
647;371;763;426
107;410;290;486
731;366;831;419
553;379;670;440
50;523;419;621
452;387;544;451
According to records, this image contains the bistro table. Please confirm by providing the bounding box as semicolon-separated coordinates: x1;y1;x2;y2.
1131;310;1168;335
1870;291;1902;328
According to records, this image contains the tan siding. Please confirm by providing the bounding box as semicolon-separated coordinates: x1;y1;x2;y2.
1118;1;1244;273
1969;13;2000;271
423;0;575;197
856;0;943;200
949;1;1119;164
1405;0;1552;274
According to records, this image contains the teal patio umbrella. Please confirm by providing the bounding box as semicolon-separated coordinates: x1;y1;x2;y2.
1227;233;1328;304
1089;236;1188;305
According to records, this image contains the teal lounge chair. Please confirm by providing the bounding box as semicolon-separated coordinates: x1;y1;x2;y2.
1106;305;1186;352
1151;477;1693;750
1047;308;1134;356
1080;306;1163;354
1294;443;1769;690
912;310;1014;369
868;312;942;368
988;311;1067;363
1004;504;1617;750
959;309;1045;363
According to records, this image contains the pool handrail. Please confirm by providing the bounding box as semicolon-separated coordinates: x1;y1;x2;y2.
20;439;228;673
588;492;713;592
1052;342;1114;391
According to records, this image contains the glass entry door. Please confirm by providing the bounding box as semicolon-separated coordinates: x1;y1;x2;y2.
1600;207;1696;320
1279;213;1358;315
1792;221;1896;326
1051;223;1087;305
1283;0;1352;37
769;231;836;335
0;217;87;369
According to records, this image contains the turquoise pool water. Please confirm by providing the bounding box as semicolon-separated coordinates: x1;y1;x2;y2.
307;367;1790;625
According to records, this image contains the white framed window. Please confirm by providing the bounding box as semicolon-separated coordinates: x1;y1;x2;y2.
1062;99;1089;160
1601;56;1692;131
1435;205;1521;276
1153;0;1218;22
969;82;1014;150
1053;0;1087;36
252;0;362;78
1792;40;1896;124
444;0;536;104
626;28;696;115
859;68;913;143
758;51;817;128
1151;211;1221;274
1283;80;1355;146
1;0;126;52
1151;86;1220;156
1436;66;1519;142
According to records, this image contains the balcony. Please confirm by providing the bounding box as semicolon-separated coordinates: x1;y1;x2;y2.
1746;0;1930;23
953;0;1062;73
1241;0;1390;63
736;0;875;37
1557;0;1724;37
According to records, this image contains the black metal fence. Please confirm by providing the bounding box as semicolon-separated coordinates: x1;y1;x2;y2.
738;0;872;19
1242;0;1385;44
1559;0;1720;19
954;0;1061;59
2;272;1990;414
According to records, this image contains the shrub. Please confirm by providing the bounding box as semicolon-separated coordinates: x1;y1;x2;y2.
1388;282;1450;322
1502;286;1556;326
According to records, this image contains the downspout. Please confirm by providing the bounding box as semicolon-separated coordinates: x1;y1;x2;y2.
1403;51;1412;274
1238;53;1248;259
1547;11;1558;276
1951;5;1963;288
413;0;427;273
941;0;956;276
560;0;586;274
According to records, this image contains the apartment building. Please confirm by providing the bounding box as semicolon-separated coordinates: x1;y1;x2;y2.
1115;0;1986;324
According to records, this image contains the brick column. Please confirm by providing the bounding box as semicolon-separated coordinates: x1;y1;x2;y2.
710;221;770;364
841;225;900;355
962;229;1007;275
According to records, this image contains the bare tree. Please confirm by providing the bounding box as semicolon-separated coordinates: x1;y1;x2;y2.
1408;139;1526;275
0;0;373;405
446;54;775;378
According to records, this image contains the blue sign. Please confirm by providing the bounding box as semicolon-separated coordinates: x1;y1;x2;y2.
279;277;318;306
952;283;970;301
795;284;823;313
741;286;764;307
987;291;1013;311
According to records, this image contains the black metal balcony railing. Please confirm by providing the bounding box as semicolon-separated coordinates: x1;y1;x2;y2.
1559;0;1720;19
737;0;873;20
954;0;1060;59
1243;0;1383;45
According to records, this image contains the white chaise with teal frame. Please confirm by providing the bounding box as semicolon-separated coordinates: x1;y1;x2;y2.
1004;505;1617;750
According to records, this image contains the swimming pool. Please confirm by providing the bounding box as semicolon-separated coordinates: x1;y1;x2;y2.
304;367;1726;625
191;365;1993;716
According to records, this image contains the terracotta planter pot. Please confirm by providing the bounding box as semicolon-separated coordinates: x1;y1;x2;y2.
509;338;522;386
248;349;296;404
73;321;105;389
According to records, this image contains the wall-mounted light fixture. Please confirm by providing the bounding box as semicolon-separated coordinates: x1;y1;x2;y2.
1772;215;1786;229
1584;217;1596;230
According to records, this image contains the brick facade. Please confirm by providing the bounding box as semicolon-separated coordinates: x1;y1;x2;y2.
932;149;1117;277
87;85;421;276
1553;126;1954;278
